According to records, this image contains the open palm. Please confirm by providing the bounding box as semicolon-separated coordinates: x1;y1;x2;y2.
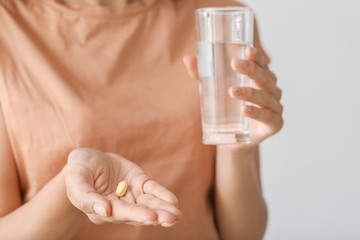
65;148;181;227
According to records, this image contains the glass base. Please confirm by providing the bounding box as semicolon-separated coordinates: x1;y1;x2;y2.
203;132;251;145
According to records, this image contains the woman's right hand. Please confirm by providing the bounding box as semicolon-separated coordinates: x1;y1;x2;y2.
65;148;182;227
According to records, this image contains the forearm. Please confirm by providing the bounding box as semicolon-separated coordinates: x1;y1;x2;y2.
215;145;267;240
0;165;87;240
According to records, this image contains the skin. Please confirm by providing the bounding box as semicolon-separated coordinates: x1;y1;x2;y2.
0;0;283;239
0;130;182;239
66;148;181;226
184;45;283;240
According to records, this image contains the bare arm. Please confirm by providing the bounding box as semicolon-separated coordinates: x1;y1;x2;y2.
214;146;267;240
0;106;182;239
0;107;87;240
183;19;282;240
213;21;282;239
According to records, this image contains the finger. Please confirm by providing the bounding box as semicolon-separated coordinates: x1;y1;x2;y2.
246;47;268;68
157;210;177;227
230;87;283;114
243;105;284;133
269;71;278;83
65;172;111;217
126;220;159;226
183;55;199;80
274;84;282;100
137;194;182;222
143;179;179;206
244;48;280;86
123;222;145;227
109;198;157;224
123;221;158;227
231;59;279;96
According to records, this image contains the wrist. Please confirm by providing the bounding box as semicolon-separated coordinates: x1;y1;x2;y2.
217;144;257;161
60;165;88;221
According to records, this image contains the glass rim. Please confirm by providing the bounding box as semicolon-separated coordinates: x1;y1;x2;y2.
195;7;253;15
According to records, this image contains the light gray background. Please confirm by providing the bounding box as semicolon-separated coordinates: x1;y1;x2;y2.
240;0;360;239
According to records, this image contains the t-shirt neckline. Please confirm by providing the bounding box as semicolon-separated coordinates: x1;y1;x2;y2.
35;0;160;18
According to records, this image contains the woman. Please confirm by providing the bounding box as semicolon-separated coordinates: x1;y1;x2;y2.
0;0;283;239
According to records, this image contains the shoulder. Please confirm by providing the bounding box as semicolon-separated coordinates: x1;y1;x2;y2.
195;0;246;9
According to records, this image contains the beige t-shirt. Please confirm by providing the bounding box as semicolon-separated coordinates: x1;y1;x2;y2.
0;0;246;239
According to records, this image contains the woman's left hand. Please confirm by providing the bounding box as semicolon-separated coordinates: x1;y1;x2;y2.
183;46;283;154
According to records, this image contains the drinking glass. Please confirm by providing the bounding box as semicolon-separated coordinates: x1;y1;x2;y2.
195;7;254;144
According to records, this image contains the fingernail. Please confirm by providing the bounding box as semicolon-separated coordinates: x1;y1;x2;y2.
232;59;247;68
144;221;156;225
161;223;175;228
93;203;107;217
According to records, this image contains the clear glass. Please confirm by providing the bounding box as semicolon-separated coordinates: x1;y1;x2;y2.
195;7;254;145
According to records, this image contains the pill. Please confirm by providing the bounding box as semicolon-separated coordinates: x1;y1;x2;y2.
116;181;128;197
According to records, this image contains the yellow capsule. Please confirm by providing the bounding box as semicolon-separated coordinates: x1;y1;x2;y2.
116;181;128;197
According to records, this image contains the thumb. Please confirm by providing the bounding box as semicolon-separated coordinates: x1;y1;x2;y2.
183;55;199;80
85;192;111;217
66;174;111;217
